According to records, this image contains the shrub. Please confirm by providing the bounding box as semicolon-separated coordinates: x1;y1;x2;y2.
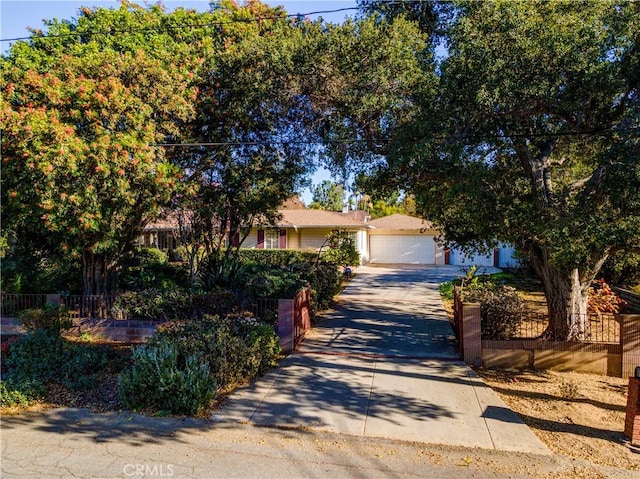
301;263;341;313
237;250;317;267
120;247;187;291
154;315;279;388
320;231;360;266
240;267;307;299
113;289;241;320
4;328;114;391
460;282;526;340
4;328;65;384
0;379;45;408
439;281;456;300
119;338;215;415
19;304;72;335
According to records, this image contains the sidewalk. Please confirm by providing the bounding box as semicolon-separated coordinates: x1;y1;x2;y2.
220;266;550;455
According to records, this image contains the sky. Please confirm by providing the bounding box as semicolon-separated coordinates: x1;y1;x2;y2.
0;0;358;203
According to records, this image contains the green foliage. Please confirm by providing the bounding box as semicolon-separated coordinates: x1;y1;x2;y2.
19;305;72;335
4;329;65;385
309;181;345;211
320;230;360;266
3;328;113;390
237;266;307;299
153;315;279;389
600;251;640;289
120;247;187;291
384;0;640;338
0;379;45;408
439;281;456;301
303;263;342;313
236;250;341;313
460;282;526;340
113;289;240;321
237;250;317;267
119;337;215;415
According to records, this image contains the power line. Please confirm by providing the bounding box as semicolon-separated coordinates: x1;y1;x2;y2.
152;127;639;148
0;7;355;43
0;1;432;44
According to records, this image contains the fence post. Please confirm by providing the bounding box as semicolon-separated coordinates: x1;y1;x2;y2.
45;294;63;306
621;314;640;378
462;302;482;367
278;298;295;355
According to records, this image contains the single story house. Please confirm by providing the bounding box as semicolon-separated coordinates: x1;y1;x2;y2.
141;209;520;268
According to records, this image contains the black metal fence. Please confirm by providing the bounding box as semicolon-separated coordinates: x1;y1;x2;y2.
513;311;620;343
1;292;281;325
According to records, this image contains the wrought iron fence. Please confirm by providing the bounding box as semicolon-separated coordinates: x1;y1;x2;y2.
1;292;284;325
1;293;47;317
513;311;620;343
451;287;620;344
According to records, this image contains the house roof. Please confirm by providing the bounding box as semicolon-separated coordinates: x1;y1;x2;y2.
277;209;368;229
367;214;435;231
143;207;371;231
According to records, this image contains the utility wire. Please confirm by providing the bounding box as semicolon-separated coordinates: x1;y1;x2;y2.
152;126;639;148
0;1;432;43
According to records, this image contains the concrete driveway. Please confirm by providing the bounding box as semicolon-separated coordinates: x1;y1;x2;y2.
221;265;549;455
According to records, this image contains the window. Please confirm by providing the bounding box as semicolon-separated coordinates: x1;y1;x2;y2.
265;229;279;249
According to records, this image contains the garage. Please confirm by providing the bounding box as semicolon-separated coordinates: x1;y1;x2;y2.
448;248;495;267
369;235;435;264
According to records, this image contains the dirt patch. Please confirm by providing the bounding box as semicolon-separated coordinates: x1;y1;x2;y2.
476;368;640;471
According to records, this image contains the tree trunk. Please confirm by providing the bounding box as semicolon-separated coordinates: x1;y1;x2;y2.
82;249;117;297
567;268;590;340
528;246;571;340
527;246;598;341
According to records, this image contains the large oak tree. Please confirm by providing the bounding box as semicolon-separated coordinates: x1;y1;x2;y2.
386;0;639;339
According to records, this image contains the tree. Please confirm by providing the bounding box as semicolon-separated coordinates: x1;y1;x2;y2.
388;0;640;339
1;2;199;295
169;0;316;287
309;181;345;211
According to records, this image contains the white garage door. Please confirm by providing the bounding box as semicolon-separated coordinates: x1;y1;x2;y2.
449;248;494;267
369;235;434;264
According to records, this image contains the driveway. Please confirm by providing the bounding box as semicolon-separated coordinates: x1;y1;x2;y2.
221;266;549;455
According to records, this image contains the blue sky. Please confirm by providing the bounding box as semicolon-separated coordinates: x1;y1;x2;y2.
0;0;357;202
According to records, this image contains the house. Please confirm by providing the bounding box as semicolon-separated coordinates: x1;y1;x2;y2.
245;209;371;264
141;208;520;268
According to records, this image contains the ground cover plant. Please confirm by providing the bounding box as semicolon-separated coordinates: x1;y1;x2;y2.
0;306;129;409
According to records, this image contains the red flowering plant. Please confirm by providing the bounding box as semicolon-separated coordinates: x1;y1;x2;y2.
588;279;626;314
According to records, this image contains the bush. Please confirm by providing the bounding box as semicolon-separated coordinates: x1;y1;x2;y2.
113;289;241;320
237;250;317;267
4;328;65;385
0;379;45;408
19;304;72;335
319;231;360;266
4;328;113;391
460;282;526;340
301;263;341;313
154;315;279;388
120;247;187;292
238;266;307;299
119;338;215;415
